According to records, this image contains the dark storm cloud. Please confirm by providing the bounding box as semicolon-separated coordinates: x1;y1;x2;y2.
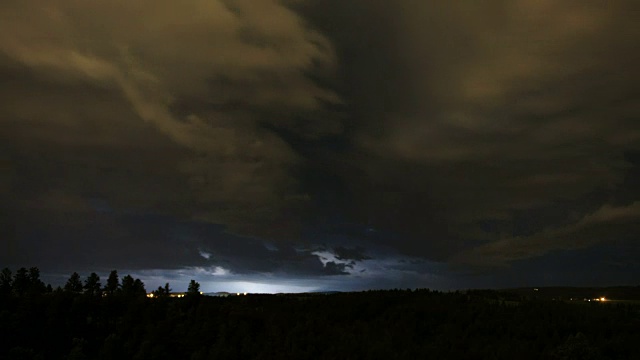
332;246;371;261
186;226;352;276
453;202;640;266
4;209;209;272
2;0;639;287
0;0;340;241
2;204;351;277
302;0;640;265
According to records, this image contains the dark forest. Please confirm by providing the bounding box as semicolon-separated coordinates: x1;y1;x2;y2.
1;267;639;359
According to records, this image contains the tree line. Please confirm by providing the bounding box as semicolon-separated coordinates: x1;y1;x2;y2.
1;267;639;359
0;267;200;299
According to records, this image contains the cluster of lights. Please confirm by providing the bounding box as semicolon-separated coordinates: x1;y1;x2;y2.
569;297;609;302
580;297;607;302
147;291;242;298
146;291;204;298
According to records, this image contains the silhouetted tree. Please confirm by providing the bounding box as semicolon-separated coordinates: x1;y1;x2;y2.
187;280;200;295
121;274;135;295
84;272;101;297
151;283;171;297
119;275;146;297
12;267;29;296
133;278;146;296
153;286;166;297
65;272;84;293
27;267;46;295
0;268;12;296
104;270;119;295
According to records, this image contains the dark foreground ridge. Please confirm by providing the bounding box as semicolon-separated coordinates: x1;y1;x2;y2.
1;267;639;359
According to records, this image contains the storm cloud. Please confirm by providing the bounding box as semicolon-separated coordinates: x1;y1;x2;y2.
1;0;639;290
302;0;639;262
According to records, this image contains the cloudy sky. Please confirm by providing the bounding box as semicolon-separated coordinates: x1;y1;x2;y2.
2;0;639;292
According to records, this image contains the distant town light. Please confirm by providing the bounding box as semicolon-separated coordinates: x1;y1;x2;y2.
600;297;606;302
244;292;247;296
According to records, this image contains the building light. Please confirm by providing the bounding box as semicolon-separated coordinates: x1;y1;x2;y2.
600;297;606;302
244;292;247;296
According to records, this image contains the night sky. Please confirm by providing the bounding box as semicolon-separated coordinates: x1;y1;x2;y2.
1;1;639;293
